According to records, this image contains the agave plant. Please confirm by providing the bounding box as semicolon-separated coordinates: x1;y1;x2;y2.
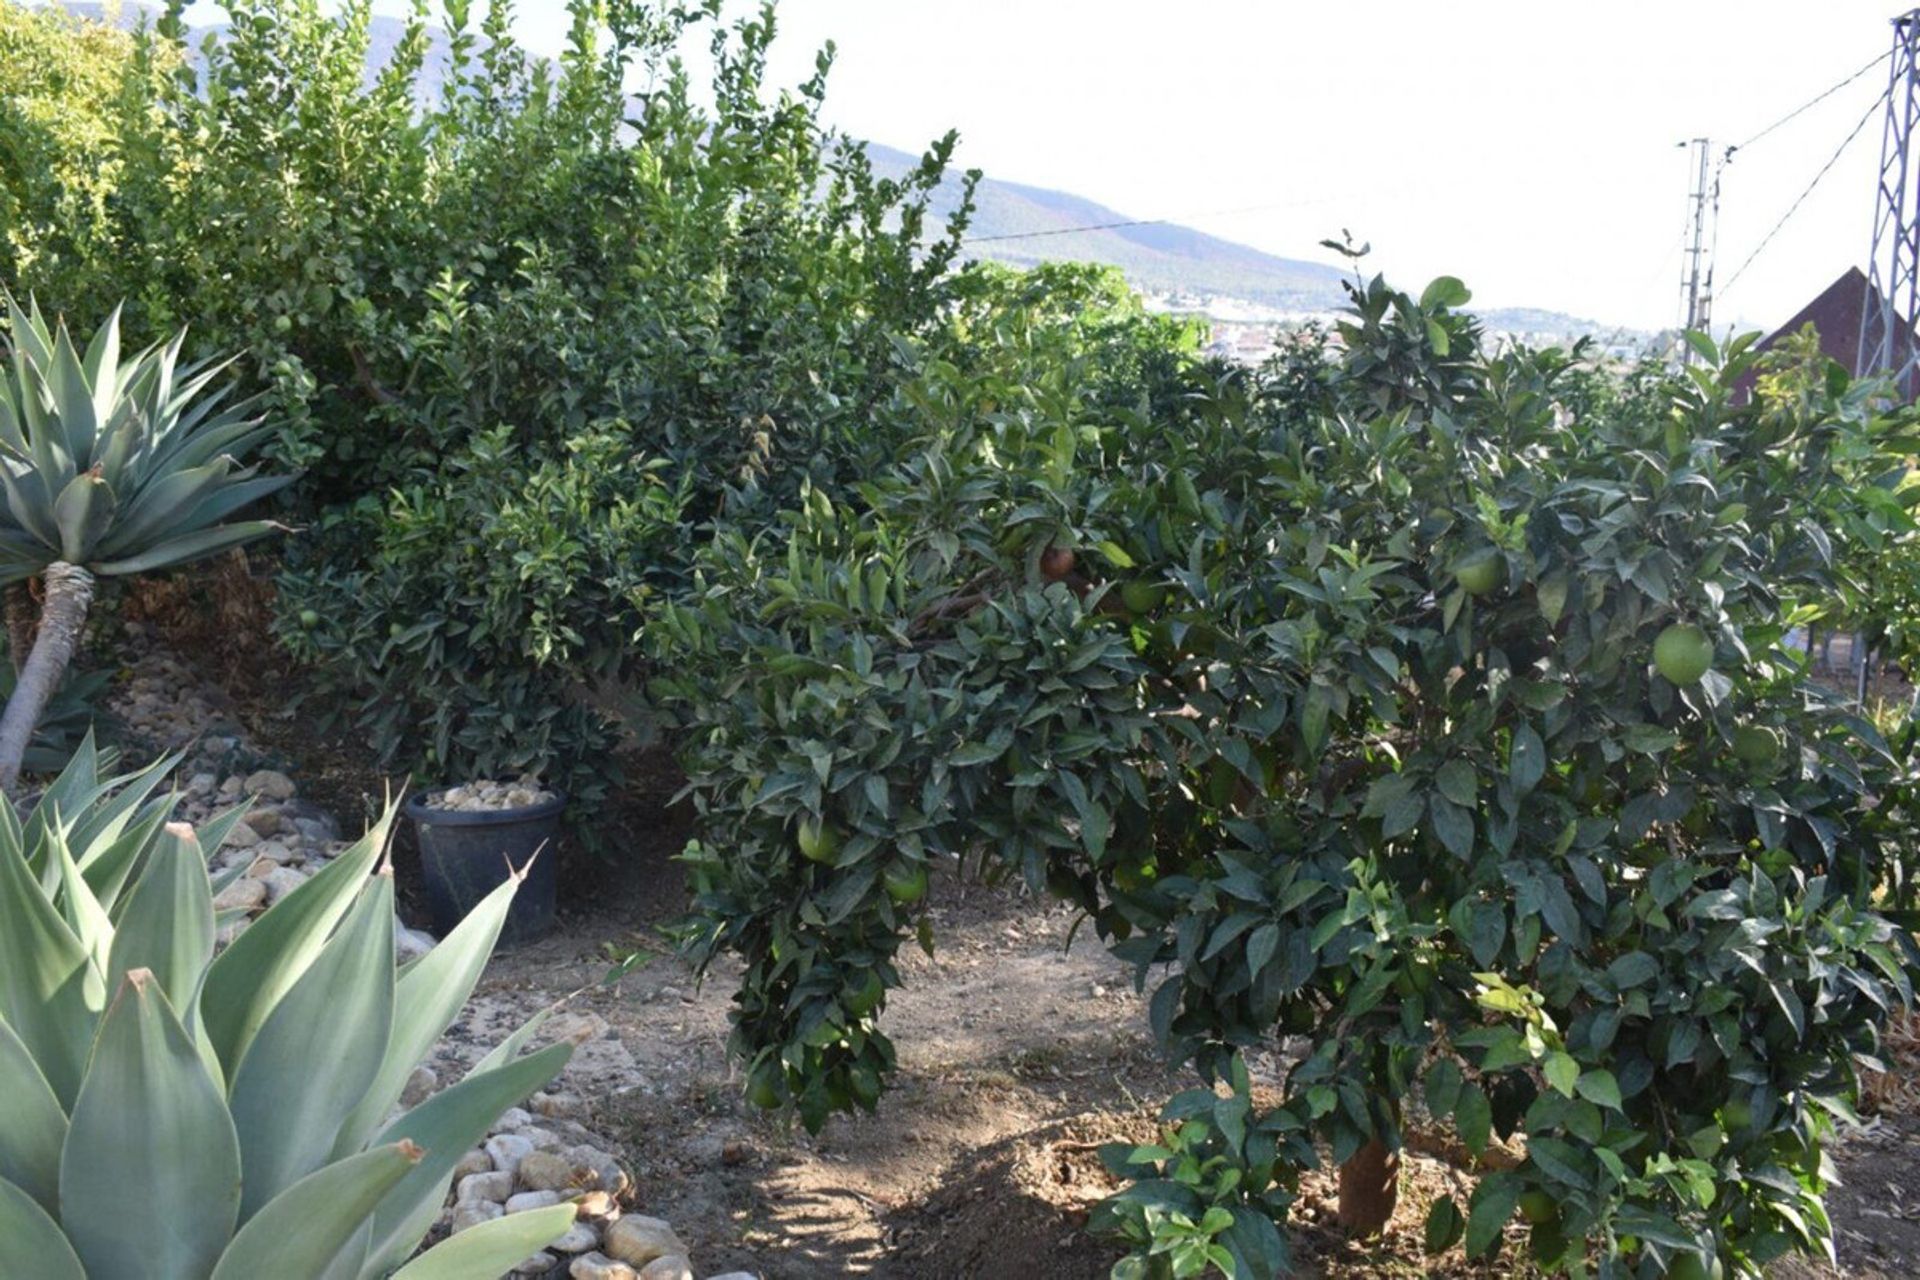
0;298;291;790
0;738;576;1278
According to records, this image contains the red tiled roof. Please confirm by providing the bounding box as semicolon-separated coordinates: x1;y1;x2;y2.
1751;267;1919;395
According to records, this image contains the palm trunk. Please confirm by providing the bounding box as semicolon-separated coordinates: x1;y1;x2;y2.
4;582;34;674
1336;1136;1401;1237
0;562;94;795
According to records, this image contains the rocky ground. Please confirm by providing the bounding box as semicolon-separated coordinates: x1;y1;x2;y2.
102;625;1920;1279
109;635;746;1280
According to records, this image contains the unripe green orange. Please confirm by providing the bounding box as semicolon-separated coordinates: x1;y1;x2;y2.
883;861;928;904
1519;1189;1558;1225
1732;725;1782;766
747;1063;782;1110
1453;550;1502;596
845;971;884;1018
1653;624;1713;685
797;817;841;864
1667;1252;1722;1280
1121;580;1167;614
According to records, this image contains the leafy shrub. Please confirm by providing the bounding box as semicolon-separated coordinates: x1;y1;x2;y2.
0;4;136;310
2;0;981;805
276;428;686;813
663;269;1920;1278
0;737;574;1277
1093;1056;1292;1279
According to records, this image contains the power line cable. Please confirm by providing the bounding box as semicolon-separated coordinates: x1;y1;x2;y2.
1720;87;1889;295
1735;48;1893;151
962;198;1322;244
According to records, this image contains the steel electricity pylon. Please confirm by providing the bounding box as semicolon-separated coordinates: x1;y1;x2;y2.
1860;9;1920;389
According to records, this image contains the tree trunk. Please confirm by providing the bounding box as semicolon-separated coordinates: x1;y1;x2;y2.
1336;1137;1401;1236
4;582;34;674
0;562;94;795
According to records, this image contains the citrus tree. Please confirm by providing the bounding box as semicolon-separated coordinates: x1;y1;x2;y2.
658;270;1920;1278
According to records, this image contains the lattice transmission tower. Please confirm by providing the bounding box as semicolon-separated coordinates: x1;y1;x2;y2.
1861;9;1920;389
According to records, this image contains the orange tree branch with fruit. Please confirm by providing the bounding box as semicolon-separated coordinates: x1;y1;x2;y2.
649;267;1920;1280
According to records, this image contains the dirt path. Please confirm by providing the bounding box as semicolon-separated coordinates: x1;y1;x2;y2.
479;887;1172;1278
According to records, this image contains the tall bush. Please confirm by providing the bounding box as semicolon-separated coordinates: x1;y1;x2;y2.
0;0;985;802
662;269;1920;1278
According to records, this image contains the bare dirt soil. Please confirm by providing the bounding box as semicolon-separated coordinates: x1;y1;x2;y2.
166;629;1920;1279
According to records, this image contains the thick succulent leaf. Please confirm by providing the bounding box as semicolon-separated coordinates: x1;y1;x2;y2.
465;1002;561;1081
24;733;105;866
361;1041;574;1276
48;326;98;475
335;871;520;1156
388;1203;578;1280
93;408;145;488
47;819;114;976
70;748;180;857
169;415;277;475
0;808;103;1107
91;801;177;922
168;470;299;537
3;295;54;365
199;805;390;1073
147;400;263;473
91;518;286;576
229;872;396;1220
0;1019;68;1214
77;301;122;426
0;528;49;582
0;1176;85;1280
51;470;115;562
211;1142;422;1280
108;823;214;1018
9;333;50;444
61;971;241;1280
191;797;255;860
92;456;236;557
0;459;59;553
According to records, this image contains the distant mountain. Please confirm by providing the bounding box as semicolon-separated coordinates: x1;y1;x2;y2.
862;144;1350;314
864;143;1637;341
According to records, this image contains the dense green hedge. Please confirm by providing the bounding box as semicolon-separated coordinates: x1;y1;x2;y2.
0;0;996;803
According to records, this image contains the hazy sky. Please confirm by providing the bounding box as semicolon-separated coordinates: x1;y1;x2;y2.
422;2;1912;330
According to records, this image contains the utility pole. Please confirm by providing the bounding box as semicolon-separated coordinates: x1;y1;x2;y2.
1678;137;1716;361
1862;11;1920;393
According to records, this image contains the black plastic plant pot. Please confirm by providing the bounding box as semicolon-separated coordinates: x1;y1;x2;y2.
404;788;565;948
